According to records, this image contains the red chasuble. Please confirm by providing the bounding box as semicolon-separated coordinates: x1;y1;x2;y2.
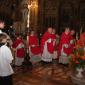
40;32;54;54
58;32;71;56
29;35;41;55
12;38;25;58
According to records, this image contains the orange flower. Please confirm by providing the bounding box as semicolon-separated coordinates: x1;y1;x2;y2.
82;56;85;60
75;45;80;49
72;55;76;59
72;58;76;62
70;35;85;68
78;40;84;47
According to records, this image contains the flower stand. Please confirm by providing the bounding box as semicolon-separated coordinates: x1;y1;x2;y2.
71;69;85;85
76;68;83;78
71;75;85;85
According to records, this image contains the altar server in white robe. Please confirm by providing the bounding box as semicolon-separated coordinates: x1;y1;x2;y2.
0;33;14;85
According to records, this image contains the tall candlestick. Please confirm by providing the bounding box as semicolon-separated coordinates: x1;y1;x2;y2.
27;3;32;28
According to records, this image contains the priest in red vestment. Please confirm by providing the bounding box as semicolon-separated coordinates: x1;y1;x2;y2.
40;27;54;62
58;27;71;64
12;34;25;66
27;30;41;64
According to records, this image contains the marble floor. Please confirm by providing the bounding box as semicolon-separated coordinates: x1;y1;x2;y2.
13;62;75;85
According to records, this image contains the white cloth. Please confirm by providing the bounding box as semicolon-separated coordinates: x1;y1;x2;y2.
63;44;68;48
41;39;53;62
29;46;41;63
0;45;14;77
0;30;2;34
70;40;74;44
59;45;69;64
16;43;24;49
61;45;67;56
48;38;51;43
31;45;36;47
15;57;24;66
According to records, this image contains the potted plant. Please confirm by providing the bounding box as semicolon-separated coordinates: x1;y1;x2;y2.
70;39;85;85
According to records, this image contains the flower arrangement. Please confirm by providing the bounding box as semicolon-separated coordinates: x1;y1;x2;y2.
71;39;85;69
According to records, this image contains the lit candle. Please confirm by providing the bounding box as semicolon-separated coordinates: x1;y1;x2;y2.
76;32;78;40
80;26;82;35
27;1;32;28
27;10;30;28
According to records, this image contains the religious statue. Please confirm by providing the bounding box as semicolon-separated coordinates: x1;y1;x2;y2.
21;7;29;23
20;0;29;32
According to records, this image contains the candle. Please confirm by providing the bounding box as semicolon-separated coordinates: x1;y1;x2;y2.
76;32;78;40
27;5;31;28
27;10;30;28
80;27;82;35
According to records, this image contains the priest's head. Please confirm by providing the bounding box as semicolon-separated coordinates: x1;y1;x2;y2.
64;27;70;35
52;28;56;34
30;30;35;36
0;20;5;29
48;27;53;34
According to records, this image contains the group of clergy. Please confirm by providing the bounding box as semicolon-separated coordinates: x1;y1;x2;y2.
0;19;75;66
27;27;75;65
